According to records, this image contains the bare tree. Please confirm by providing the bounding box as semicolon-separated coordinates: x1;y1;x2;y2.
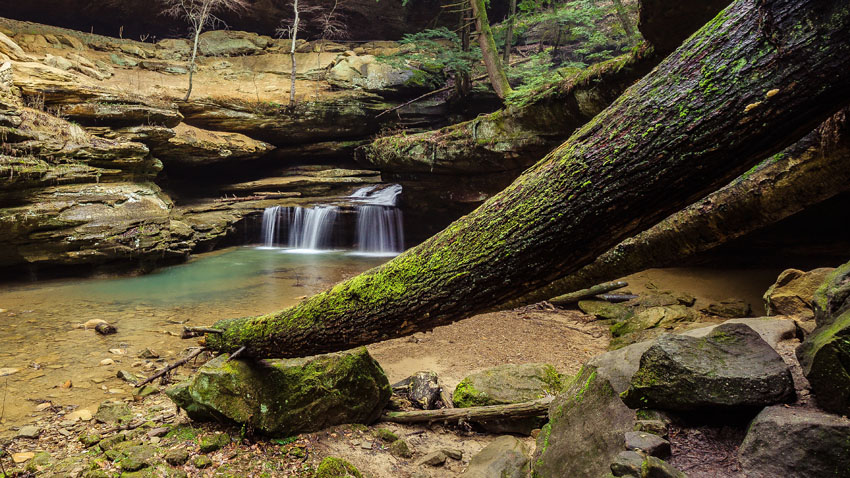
161;0;249;101
277;0;348;106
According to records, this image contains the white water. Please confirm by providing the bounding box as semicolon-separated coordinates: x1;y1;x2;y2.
350;184;405;255
259;205;339;251
258;184;405;254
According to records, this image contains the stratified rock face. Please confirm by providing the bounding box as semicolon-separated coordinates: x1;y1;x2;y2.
453;363;562;408
166;348;391;436
532;365;636;478
461;436;530;478
764;268;835;317
797;261;850;415
153;123;274;168
621;323;795;411
738;405;850;478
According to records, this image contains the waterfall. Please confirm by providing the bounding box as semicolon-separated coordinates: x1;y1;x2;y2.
288;206;339;250
260;205;282;248
350;184;405;255
258;205;338;251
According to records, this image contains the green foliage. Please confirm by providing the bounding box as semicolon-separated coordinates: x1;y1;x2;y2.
379;27;481;77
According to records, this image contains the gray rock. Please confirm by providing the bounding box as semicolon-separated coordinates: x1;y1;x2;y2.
764;268;834;317
797;261;850;415
118;445;156;471
622;323;795;411
16;425;41;439
641;456;687;478
418;451;447;466
442;448;463;460
460;436;529;478
389;439;412;458
738;405;850;478
164;447;189;466
117;370;141;383
700;298;752;318
611;305;699;338
94;401;133;424
453;363;562;407
166;347;391;436
532;365;636;478
682;317;798;350
578;300;633;322
587;341;653;394
611;450;643;477
634;420;668;438
453;362;561;435
624;431;670;458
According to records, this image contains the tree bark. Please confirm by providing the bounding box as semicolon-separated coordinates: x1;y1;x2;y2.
185;23;202;102
381;397;552;424
470;0;511;99
205;0;850;359
503;0;516;64
289;0;299;106
498;107;850;309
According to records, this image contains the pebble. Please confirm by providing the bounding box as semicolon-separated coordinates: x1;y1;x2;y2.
83;319;108;329
17;425;42;439
58;428;72;436
360;441;372;450
108;388;123;394
109;349;126;355
417;451;447;467
35;402;52;411
100;359;115;366
12;452;35;463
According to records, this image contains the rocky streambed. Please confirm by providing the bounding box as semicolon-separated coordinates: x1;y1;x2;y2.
2;263;849;477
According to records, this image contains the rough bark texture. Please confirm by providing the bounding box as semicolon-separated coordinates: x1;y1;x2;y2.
205;0;850;358
381;397;552;424
471;0;512;99
500;107;850;309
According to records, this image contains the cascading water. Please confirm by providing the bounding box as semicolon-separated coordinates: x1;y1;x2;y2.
288;206;339;250
259;205;338;251
350;184;405;255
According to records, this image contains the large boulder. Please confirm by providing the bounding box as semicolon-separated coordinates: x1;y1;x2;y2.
621;323;795;411
166;347;391;436
531;365;636;478
764;267;835;317
797;261;850;415
460;436;530;478
738;405;850;478
197;30;271;57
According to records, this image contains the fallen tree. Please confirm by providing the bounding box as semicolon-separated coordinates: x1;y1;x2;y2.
497;107;850;309
205;0;850;358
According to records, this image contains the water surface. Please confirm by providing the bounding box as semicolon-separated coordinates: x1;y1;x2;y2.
0;247;387;436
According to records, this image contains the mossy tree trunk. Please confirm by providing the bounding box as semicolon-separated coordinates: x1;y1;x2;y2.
206;0;850;359
497;108;850;309
612;0;636;39
471;0;512;99
503;0;517;64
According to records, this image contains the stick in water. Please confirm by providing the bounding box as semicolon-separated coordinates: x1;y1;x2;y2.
136;348;206;387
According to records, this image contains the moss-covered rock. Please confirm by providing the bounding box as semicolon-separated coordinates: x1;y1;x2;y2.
118;445;157;471
166;347;391;436
610;305;698;338
622;323;795;411
797;261;850;415
94;401;133;424
198;433;230;453
453;363;562;408
578;300;633;322
764;267;835;317
388;438;412;458
461;436;529;478
314;457;362;478
531;365;636;478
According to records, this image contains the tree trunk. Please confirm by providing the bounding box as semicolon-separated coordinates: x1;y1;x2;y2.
381;397;552;424
612;0;636;39
289;0;299;106
470;0;511;99
184;27;202;102
205;0;850;359
503;0;516;64
497;107;850;309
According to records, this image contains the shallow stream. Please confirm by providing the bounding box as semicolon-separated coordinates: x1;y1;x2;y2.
0;247;388;437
